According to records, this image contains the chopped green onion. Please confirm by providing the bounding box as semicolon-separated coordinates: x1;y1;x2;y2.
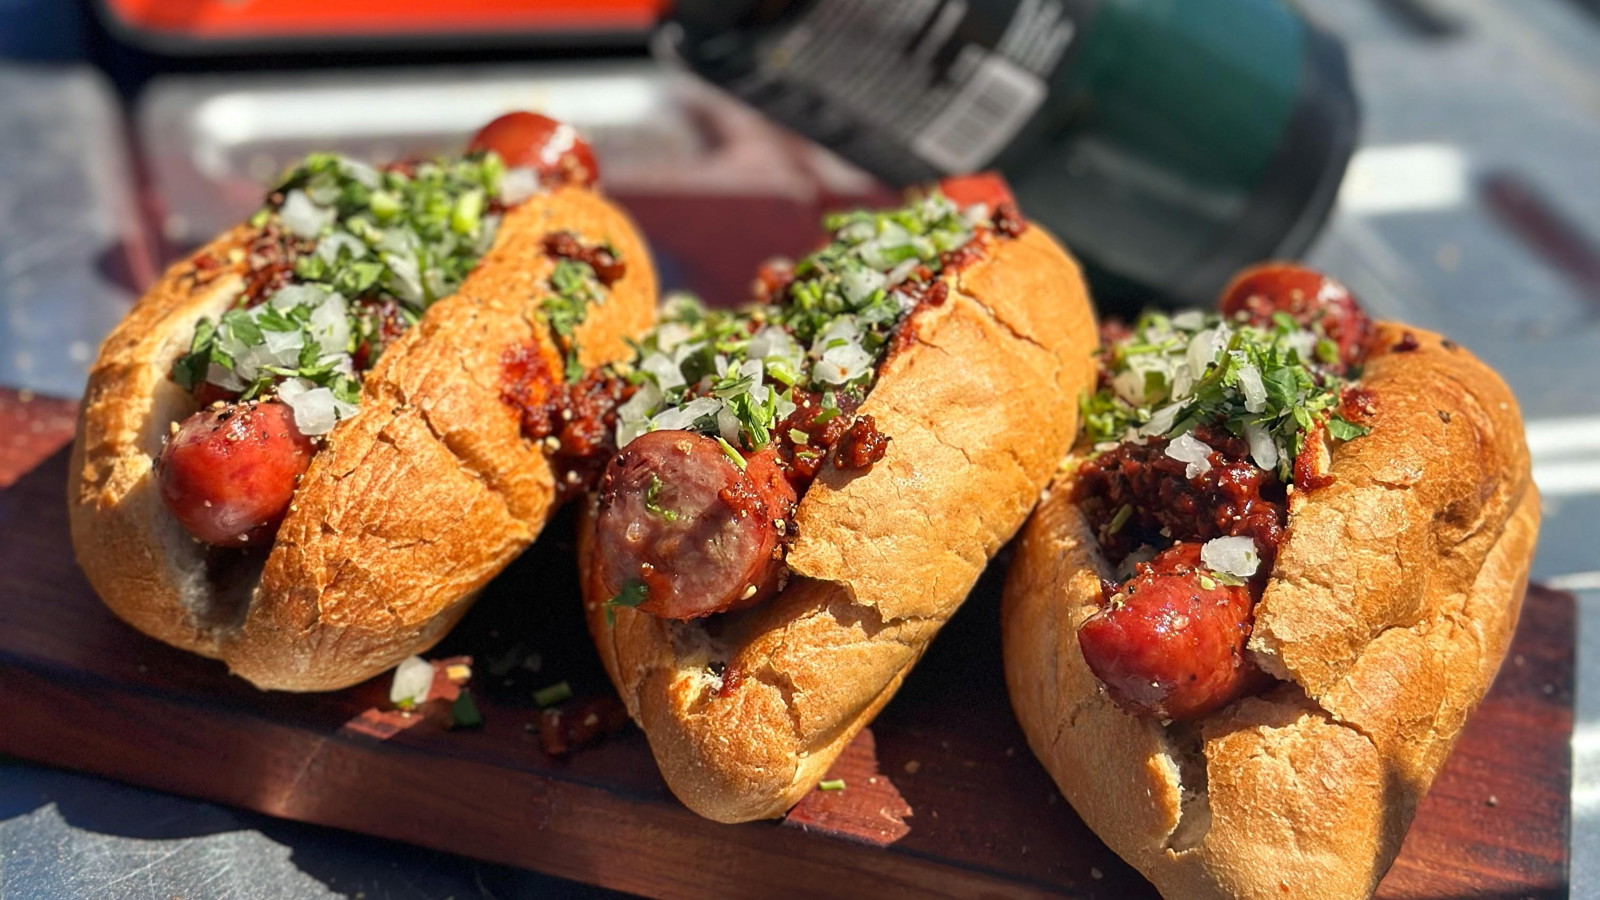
716;436;747;470
1083;306;1367;481
534;681;574;708
451;188;484;236
1107;504;1133;535
450;690;483;728
818;779;847;791
645;475;680;522
612;191;980;454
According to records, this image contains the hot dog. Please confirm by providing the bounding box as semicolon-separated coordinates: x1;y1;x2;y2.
69;113;657;691
575;179;1099;822
1002;264;1538;899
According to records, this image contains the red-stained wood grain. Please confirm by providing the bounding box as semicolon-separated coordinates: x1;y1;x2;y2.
0;388;77;488
0;391;1570;899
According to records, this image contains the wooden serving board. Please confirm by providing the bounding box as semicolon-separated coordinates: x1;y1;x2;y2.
0;389;1572;899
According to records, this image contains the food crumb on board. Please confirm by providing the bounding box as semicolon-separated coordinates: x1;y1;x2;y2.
903;760;921;774
1487;795;1499;807
1090;867;1103;880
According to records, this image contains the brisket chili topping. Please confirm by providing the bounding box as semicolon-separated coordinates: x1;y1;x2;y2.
500;229;636;489
170;151;543;437
509;187;1025;497
1074;265;1382;719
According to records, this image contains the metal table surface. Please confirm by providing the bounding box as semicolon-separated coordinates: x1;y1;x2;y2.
2;0;1599;897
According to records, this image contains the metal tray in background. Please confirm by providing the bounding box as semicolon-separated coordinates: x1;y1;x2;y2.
135;62;887;306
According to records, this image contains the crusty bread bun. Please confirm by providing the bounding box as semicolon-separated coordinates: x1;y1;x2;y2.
1001;324;1539;900
70;186;656;691
577;222;1099;823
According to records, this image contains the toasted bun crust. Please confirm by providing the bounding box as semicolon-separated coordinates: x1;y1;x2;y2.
1001;325;1539;900
70;187;657;691
578;223;1099;822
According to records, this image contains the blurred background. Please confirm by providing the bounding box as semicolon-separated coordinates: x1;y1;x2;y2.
2;0;1599;896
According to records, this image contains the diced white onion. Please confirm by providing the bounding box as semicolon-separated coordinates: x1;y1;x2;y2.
269;284;332;310
816;341;873;385
384;252;425;305
315;231;368;264
716;405;742;444
1168;365;1195;401
650;396;721;433
280;189;335;239
652;321;693;354
206;361;245;392
499;167;542;205
840;266;887;304
474;214;502;254
1201;536;1261;579
378;226;420;256
920;193;958;220
230;344;272;382
1284;328;1318;361
960;203;990;227
878;220;912;248
615;380;663;448
389;655;434;707
303;177;341;206
1112;369;1147;407
838;221;876;243
308;293;351;356
886;259;920;286
1237;362;1268;413
338;157;381;188
423;267;451;303
748;326;802;374
1164;432;1214;480
640;352;685;390
1244;422;1280;472
810;315;861;354
1171;310;1206;330
261;327;305;359
277;378;346;436
1187;326;1226;379
1138;403;1180;437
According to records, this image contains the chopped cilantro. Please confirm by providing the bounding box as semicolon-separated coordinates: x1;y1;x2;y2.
544;255;611;382
172;149;515;424
1325;416;1370;441
644;475;680;522
604;580;650;627
615;191;980;452
1083;309;1370;480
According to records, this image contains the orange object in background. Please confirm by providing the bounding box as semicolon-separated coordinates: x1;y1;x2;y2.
95;0;666;48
